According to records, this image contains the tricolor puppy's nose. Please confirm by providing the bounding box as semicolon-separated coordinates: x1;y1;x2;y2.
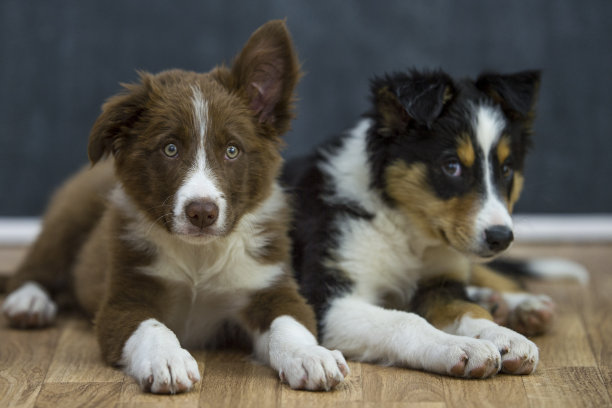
484;225;514;252
185;200;219;228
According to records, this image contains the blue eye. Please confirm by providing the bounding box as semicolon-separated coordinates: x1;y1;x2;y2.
442;158;462;177
164;143;178;157
501;162;513;179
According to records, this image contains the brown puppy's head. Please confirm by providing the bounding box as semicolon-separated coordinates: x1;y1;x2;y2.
88;20;300;243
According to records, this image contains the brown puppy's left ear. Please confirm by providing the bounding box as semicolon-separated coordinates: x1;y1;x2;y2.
476;70;541;121
231;20;300;135
88;73;152;164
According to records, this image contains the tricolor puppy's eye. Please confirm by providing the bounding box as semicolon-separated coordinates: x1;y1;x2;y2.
226;145;240;160
501;162;513;179
442;158;462;178
164;143;178;157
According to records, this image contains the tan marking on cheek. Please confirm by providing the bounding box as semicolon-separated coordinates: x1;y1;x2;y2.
457;133;475;167
385;161;480;251
508;172;524;212
497;137;511;165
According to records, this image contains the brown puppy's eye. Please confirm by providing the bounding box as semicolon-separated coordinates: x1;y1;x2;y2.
164;143;178;157
226;145;239;160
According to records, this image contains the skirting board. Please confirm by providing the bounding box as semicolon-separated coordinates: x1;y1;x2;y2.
0;215;612;245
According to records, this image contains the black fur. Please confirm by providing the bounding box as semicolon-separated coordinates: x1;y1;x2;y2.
282;146;372;329
283;68;541;331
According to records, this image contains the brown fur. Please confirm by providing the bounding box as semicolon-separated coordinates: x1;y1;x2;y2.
7;20;314;369
7;160;115;298
385;161;479;253
508;172;524;211
242;275;317;335
427;300;493;329
457;133;476;167
496;137;511;165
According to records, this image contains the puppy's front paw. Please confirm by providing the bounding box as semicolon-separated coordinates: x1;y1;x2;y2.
506;294;555;337
277;345;349;391
433;336;501;379
478;325;539;375
467;286;510;325
122;319;200;394
2;281;57;328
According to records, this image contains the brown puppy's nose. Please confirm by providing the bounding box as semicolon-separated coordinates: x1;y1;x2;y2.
185;200;219;229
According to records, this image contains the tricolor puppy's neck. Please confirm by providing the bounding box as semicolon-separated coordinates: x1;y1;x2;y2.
365;69;540;259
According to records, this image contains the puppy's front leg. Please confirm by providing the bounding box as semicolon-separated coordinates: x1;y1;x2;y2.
322;295;501;378
242;279;349;391
95;277;200;394
413;278;539;375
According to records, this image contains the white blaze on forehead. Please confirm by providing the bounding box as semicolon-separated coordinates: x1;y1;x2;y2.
473;105;506;157
192;85;208;146
171;87;227;234
473;105;513;236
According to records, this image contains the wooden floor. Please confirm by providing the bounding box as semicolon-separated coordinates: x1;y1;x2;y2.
0;243;611;408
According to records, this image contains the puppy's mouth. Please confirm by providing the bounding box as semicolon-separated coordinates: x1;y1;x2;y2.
438;228;506;260
174;228;224;244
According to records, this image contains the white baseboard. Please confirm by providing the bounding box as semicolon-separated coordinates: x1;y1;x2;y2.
0;215;611;245
513;214;612;242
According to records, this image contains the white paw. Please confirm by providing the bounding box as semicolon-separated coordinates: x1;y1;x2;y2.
426;334;501;378
277;345;349;391
474;323;539;374
122;319;200;394
2;281;57;328
503;293;555;336
266;315;348;391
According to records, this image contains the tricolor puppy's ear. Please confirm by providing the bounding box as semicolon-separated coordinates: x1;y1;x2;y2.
476;70;541;121
231;20;300;135
372;70;454;135
88;73;152;164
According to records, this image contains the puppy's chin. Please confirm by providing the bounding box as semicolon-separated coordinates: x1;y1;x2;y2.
174;232;220;246
170;224;226;245
464;246;511;264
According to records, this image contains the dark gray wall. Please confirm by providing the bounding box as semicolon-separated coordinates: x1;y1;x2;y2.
1;0;611;215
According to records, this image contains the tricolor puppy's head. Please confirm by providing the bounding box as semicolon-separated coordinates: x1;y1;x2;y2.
88;20;299;243
368;69;540;258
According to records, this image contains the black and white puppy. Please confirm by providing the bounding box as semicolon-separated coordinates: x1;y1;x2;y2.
284;69;551;378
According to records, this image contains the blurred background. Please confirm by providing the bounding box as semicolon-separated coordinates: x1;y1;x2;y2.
1;0;611;217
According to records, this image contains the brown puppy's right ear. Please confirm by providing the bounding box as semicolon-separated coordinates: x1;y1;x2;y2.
230;20;301;136
88;73;152;164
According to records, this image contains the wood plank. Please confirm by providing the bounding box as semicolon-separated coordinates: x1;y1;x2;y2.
0;246;26;276
600;366;611;401
45;318;124;383
533;311;597;369
522;367;611;407
0;296;61;408
198;350;280;408
442;374;528;408
34;382;121;408
280;361;363;408
362;364;444;405
117;349;206;408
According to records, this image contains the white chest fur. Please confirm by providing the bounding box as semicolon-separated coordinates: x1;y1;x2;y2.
113;185;286;347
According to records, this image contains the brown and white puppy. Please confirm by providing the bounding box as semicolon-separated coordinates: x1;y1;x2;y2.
2;20;348;394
